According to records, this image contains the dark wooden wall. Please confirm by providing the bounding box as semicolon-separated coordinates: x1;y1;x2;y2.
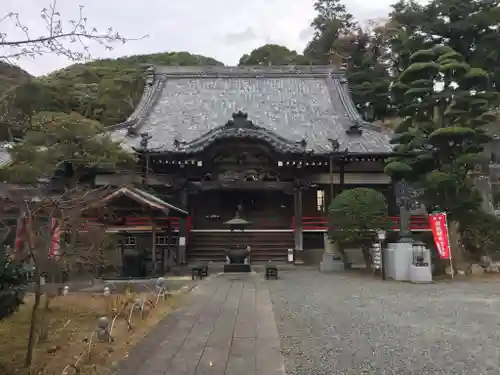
190;190;293;229
116;231;179;277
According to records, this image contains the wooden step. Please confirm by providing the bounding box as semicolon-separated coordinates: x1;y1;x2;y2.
188;231;293;263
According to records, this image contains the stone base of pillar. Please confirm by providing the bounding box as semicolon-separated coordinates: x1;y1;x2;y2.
293;250;305;265
320;252;345;272
409;265;432;283
384;242;413;281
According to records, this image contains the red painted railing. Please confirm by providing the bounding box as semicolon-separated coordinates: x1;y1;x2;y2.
82;216;182;230
81;215;430;233
294;215;431;231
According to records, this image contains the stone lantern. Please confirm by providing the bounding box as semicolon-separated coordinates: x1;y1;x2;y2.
223;203;251;232
223;215;251;231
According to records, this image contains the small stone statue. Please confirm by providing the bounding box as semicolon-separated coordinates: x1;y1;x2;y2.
156;277;167;303
133;298;143;311
156;277;167;295
96;317;110;342
139;132;152;150
156;277;165;289
103;286;110;297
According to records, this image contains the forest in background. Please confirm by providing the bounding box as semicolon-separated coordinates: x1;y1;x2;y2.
2;0;500;142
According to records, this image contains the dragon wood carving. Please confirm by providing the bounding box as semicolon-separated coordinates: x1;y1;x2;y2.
217;169;279;182
212;146;279;183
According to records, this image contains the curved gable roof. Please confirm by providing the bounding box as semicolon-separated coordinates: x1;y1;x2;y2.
109;66;393;155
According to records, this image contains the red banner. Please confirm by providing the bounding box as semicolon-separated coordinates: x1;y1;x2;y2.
429;213;451;259
14;210;27;254
49;217;61;258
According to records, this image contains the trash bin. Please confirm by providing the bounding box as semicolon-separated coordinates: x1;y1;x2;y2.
287;248;294;263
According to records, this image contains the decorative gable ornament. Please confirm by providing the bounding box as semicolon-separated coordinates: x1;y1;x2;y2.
328;138;340;151
346;124;363;135
224;111;259;130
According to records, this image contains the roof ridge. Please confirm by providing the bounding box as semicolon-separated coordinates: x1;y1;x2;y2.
153;65;346;77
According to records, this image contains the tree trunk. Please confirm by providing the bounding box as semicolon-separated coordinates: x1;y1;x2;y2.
37;294;51;343
449;220;467;271
25;271;41;368
338;246;349;267
361;245;372;269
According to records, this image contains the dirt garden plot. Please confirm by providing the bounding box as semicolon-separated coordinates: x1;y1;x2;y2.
0;288;183;375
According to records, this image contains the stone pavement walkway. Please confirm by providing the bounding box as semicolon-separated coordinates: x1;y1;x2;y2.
112;273;285;375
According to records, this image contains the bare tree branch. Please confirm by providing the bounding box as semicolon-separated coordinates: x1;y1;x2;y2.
0;1;147;63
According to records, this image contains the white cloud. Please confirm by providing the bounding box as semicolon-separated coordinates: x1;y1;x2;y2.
1;0;403;76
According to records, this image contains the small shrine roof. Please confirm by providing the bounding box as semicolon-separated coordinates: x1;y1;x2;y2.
94;186;188;216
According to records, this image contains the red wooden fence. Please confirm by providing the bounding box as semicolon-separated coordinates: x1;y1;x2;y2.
81;215;431;232
293;215;431;231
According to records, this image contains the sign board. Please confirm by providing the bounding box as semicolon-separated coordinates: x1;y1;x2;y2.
429;213;451;259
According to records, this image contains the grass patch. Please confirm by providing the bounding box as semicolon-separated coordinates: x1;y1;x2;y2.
0;291;180;375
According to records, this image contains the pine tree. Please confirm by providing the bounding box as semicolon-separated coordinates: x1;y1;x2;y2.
385;45;498;220
5;111;136;186
304;0;356;64
389;0;500;92
339;27;394;121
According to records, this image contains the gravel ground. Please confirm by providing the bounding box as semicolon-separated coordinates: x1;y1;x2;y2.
268;270;500;375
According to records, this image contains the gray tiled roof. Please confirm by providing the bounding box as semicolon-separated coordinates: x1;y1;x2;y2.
109;66;393;155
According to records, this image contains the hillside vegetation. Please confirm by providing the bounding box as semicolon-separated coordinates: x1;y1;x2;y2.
0;62;31;97
0;52;223;141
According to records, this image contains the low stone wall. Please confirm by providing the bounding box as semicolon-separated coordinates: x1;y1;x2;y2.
302;248;368;267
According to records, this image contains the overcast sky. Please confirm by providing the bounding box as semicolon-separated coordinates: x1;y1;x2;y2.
2;0;401;76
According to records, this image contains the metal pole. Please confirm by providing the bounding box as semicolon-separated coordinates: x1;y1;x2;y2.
443;215;454;280
449;255;454;280
380;238;386;280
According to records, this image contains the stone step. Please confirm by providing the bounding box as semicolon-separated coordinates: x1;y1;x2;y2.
188;231;293;263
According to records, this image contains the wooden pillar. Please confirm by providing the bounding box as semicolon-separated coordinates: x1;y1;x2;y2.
151;216;157;275
143;152;150;186
119;240;125;277
166;221;172;271
339;162;345;192
180;188;188;208
178;218;187;265
293;187;304;263
329;155;334;201
178;188;189;265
